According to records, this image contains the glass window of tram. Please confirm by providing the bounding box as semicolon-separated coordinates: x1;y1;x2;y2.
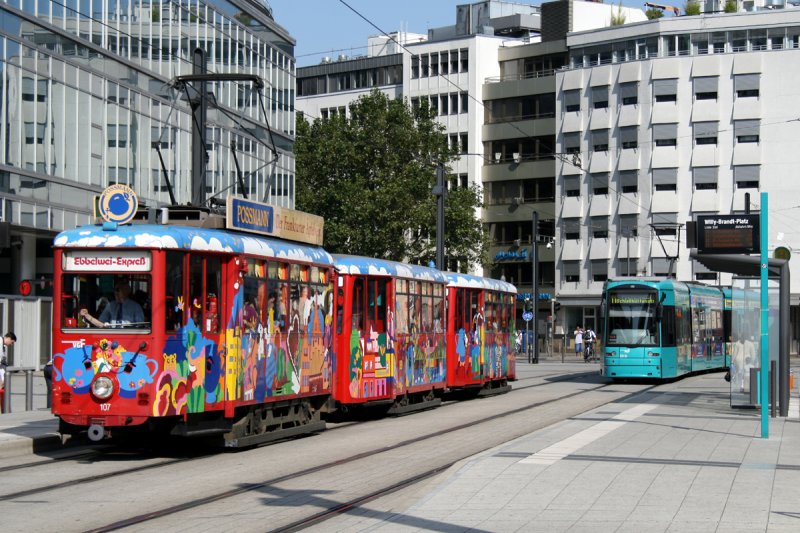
66;273;151;330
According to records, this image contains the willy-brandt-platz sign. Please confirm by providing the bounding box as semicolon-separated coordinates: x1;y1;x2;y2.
695;214;760;255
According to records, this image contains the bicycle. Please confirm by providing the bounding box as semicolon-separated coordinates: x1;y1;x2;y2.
584;341;598;363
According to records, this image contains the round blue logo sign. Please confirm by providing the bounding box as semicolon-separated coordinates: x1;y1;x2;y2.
98;184;138;224
522;311;534;322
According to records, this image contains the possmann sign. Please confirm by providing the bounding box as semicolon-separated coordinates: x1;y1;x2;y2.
63;250;151;272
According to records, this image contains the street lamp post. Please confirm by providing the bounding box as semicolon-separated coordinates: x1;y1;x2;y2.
532;210;539;364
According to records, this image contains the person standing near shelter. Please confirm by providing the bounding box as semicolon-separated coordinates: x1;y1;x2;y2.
574;325;583;359
0;331;16;388
80;281;144;327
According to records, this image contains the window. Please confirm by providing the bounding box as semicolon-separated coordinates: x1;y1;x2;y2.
107;124;128;148
620;82;638;105
735;74;760;98
563;261;580;283
563;132;580;154
592;85;609;109
591;260;608;282
564;177;580;198
653;123;677;147
652;258;673;277
460;92;468;113
564;218;580;240
61;270;152;332
460;133;468;154
693;166;718;191
617;257;638;277
592;129;609;152
421;55;429;77
440;51;449;74
694;122;718;145
653;79;677;102
591;216;608;238
460;48;469;72
693;259;716;281
734;165;760;189
620;126;638;149
653;168;677;192
591;173;609;195
564;89;580;112
652;212;678;236
735;120;760;143
440;94;449;115
411;56;419;78
693;76;718;100
620;214;638;237
620;170;638;194
450;93;458;115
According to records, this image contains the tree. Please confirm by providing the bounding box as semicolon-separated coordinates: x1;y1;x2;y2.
646;8;664;19
295;90;488;270
724;0;738;13
684;0;701;15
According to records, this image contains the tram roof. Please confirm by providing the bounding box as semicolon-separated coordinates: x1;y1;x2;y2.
332;255;447;283
53;224;334;265
444;272;517;293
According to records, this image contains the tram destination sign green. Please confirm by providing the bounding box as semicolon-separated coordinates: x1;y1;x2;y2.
695;214;760;254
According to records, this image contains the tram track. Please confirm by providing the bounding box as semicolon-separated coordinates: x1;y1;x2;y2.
0;368;598;505
83;379;659;532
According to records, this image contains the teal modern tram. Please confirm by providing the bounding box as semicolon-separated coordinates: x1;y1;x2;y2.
601;278;728;379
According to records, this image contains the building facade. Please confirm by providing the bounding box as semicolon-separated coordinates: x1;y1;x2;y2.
554;8;800;345
0;0;297;363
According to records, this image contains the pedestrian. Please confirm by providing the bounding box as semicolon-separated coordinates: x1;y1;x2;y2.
0;331;16;389
574;325;583;359
583;327;596;362
43;355;54;409
515;330;523;353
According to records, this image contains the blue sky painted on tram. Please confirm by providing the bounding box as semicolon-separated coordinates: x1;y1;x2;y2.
54;224;334;265
445;272;517;294
333;255;447;283
273;0;668;67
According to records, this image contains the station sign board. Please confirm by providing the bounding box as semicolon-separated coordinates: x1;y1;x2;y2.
695;214;760;255
226;196;324;246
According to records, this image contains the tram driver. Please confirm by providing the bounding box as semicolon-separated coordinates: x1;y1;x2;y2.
80;281;145;328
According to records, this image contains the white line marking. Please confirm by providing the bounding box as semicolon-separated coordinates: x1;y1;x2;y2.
519;403;658;465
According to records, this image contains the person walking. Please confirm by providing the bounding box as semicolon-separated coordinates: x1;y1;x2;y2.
0;332;16;412
574;326;583;359
43;355;54;409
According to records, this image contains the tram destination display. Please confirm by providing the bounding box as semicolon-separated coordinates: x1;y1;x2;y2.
695;214;760;254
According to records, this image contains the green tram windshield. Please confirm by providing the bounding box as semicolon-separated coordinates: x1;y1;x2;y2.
605;289;659;347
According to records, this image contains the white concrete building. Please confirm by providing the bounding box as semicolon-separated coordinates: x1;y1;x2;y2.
554;8;800;337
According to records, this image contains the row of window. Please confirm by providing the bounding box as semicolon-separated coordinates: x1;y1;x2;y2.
569;27;800;69
563;119;761;154
298;65;403;96
563;74;760;112
410;49;469;79
562;166;760;197
410;92;469;116
563;258;716;283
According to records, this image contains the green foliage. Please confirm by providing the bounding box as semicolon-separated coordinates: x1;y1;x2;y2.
724;0;738;13
684;0;701;15
646;8;664;19
295;90;488;269
610;0;626;26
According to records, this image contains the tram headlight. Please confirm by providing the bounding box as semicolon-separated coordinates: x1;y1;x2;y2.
91;376;115;400
647;351;659;357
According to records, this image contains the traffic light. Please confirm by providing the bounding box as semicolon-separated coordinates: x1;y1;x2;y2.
554;302;561;312
524;298;533;311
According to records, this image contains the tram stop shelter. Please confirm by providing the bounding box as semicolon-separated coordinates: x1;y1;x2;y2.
691;251;790;416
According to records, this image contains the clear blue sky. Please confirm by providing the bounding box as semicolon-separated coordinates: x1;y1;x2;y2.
270;1;676;67
271;1;468;66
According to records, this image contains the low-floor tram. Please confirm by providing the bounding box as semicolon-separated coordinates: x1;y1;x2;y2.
601;278;728;380
52;222;335;447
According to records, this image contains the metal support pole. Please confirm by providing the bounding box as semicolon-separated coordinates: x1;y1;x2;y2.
626;232;631;276
550;298;555;357
759;191;768;438
532;210;539;364
435;163;446;270
25;370;33;411
191;48;208;207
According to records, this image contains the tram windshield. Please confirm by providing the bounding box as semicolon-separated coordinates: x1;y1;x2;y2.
606;290;658;346
61;273;151;331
